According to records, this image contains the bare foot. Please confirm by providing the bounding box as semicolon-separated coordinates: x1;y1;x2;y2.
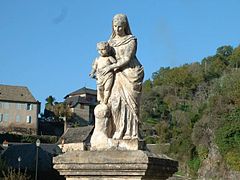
113;132;121;140
123;135;131;140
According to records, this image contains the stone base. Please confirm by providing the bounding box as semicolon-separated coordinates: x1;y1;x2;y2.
53;150;178;180
59;142;85;153
91;138;146;151
107;139;146;150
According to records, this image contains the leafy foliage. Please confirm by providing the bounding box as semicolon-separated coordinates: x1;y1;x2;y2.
225;150;240;171
45;95;55;106
0;133;58;144
140;44;240;175
196;144;209;165
44;96;73;122
187;156;201;176
215;108;240;171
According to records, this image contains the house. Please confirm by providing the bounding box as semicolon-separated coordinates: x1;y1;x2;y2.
0;85;40;135
57;126;94;152
64;87;97;126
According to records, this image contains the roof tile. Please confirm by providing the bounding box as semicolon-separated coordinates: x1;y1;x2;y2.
0;84;37;103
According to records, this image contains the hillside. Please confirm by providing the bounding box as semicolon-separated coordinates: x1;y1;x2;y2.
140;45;240;178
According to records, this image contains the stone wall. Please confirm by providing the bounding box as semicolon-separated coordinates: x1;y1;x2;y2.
72;104;90;122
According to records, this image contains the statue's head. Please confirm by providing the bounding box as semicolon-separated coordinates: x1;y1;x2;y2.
113;14;128;27
111;14;132;38
97;41;110;51
96;41;111;57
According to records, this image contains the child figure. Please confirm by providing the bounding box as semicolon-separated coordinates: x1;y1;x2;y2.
89;41;116;104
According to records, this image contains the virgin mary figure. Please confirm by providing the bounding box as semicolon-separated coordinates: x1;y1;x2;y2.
101;14;144;140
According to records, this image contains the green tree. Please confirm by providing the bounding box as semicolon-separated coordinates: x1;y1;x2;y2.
142;79;152;92
152;67;170;86
216;45;233;58
229;46;240;69
202;55;228;81
155;121;171;143
53;102;73;132
140;44;240;175
44;95;56;119
45;95;55;106
53;103;73;119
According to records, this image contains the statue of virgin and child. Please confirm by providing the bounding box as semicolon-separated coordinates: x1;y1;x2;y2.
89;14;144;149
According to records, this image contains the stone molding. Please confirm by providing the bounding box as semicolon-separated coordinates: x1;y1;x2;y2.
53;150;178;180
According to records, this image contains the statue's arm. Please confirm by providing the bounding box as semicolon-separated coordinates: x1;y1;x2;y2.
108;56;117;63
110;39;136;70
89;58;98;78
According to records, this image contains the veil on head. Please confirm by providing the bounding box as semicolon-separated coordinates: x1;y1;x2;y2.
110;14;132;39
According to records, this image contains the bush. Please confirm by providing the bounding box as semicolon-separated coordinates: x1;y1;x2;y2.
155;121;171;143
0;133;58;144
20;135;36;143
2;168;31;180
197;145;209;161
144;136;158;144
215;121;240;154
0;158;7;177
21;135;58;144
187;157;201;176
215;108;240;171
225;150;240;171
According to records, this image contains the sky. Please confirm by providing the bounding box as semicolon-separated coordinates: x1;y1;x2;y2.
1;0;240;112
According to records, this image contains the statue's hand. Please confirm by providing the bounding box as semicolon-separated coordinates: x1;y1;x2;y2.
89;73;96;79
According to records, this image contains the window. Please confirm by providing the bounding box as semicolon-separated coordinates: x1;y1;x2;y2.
0;113;3;122
4;103;9;109
26;116;32;123
0;102;2;109
26;103;32;110
16;103;21;110
22;104;26;109
4;114;8;122
80;104;84;109
16;115;21;122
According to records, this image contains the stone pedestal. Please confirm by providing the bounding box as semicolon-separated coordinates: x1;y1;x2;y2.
53;150;178;180
107;139;146;150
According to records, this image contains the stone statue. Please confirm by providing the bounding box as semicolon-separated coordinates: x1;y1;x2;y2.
90;13;144;150
89;41;117;104
54;14;178;179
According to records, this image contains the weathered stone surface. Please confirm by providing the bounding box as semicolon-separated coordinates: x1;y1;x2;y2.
89;14;144;149
89;42;116;104
108;138;146;150
90;104;110;150
53;150;178;180
59;142;84;152
91;104;145;150
54;14;178;180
